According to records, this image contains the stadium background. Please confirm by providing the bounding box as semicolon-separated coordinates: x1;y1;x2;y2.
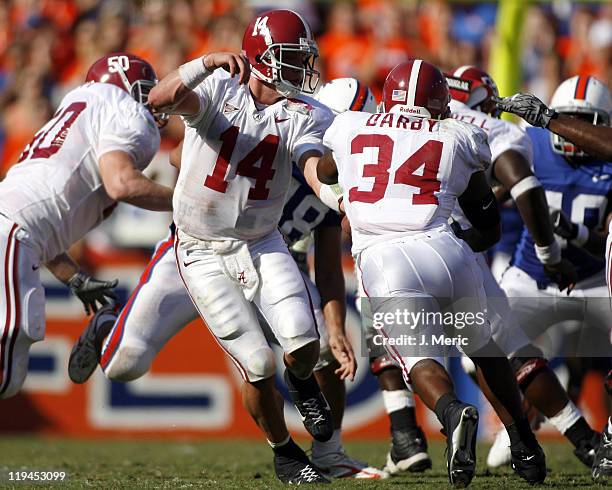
0;0;609;441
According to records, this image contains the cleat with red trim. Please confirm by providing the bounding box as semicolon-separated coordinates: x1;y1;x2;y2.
312;450;389;479
68;304;117;383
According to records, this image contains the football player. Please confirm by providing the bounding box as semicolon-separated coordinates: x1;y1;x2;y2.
317;78;433;474
496;75;612;470
446;67;602;470
318;59;546;486
73;9;349;484
0;53;173;399
69;77;388;480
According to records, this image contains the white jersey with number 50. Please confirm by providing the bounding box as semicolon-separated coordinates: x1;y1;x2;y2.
174;70;333;242
323;111;491;254
0;83;160;262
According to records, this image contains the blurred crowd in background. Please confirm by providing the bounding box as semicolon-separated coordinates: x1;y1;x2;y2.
0;0;610;259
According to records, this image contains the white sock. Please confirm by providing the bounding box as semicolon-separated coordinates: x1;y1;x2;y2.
382;389;414;414
268;435;291;448
607;417;612;434
312;428;342;458
547;401;582;435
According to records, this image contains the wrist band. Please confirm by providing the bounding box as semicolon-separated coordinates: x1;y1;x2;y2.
535;240;561;265
571;223;589;247
510;175;541;200
178;57;212;90
319;184;343;213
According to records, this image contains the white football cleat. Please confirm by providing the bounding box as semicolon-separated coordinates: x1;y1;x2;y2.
312;450;389;479
487;427;512;468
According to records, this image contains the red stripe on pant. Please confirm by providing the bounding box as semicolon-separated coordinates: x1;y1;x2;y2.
100;237;174;369
0;224;19;395
173;231;249;380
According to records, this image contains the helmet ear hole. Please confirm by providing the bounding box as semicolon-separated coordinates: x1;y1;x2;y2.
255;55;262;63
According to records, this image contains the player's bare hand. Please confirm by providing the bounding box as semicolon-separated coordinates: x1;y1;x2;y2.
329;333;357;381
203;52;250;84
544;259;577;295
68;272;119;315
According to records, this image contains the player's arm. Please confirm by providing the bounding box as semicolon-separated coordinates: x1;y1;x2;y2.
169;140;183;169
148;53;249;116
299;150;344;213
99;150;173;211
314;225;356;381
494;150;577;292
45;253;118;315
496;93;612;161
552;204;612;259
456;171;501;252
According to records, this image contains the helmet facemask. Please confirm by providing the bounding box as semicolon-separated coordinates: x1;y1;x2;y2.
130;79;169;129
254;38;320;97
551;109;609;158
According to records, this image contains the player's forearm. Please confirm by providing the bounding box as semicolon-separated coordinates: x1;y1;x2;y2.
118;176;174;211
321;299;347;337
148;70;196;114
45;253;79;284
514;187;555;247
548;115;612;161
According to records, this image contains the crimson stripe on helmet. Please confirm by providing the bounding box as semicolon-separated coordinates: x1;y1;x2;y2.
350;81;368;111
407;60;423;106
574;76;590;100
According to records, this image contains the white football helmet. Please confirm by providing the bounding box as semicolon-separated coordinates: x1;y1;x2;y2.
549;75;612;157
314;78;377;114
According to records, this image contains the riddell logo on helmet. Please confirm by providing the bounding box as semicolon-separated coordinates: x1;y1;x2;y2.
398;106;427;115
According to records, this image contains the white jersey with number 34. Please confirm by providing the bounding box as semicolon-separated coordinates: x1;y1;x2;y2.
0;83;159;262
323;111;491;254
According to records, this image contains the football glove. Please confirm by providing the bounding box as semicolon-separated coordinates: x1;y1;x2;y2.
494;93;557;128
68;272;118;315
543;259;577;295
550;209;578;240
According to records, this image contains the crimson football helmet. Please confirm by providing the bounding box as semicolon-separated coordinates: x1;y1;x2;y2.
380;60;450;119
242;9;319;97
86;53;168;126
446;65;501;117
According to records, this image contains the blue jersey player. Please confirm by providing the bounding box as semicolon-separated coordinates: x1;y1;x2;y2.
499;76;611;468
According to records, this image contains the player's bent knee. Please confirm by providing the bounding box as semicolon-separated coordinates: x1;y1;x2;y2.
103;344;155;382
246;347;277;381
510;354;548;391
276;303;317;353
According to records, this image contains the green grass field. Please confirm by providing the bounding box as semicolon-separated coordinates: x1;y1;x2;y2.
0;437;603;489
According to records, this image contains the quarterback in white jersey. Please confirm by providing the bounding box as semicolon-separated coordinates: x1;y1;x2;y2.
446;66;600;472
0;53;173;399
319;60;547;486
147;10;338;485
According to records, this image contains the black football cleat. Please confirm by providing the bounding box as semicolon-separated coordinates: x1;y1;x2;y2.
384;426;432;474
510;440;546;485
274;452;330;484
443;403;479;487
68;304;117;383
284;369;333;442
573;432;601;467
592;422;612;481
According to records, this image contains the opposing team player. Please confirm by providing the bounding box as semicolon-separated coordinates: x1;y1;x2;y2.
0;53;173;399
318;59;546;486
446;67;602;470
98;10;341;484
497;75;612;470
317;78;433;474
